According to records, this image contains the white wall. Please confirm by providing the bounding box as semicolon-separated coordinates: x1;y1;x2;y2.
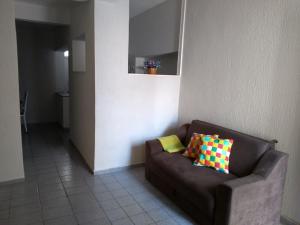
179;0;300;223
15;1;70;25
69;1;95;171
0;0;24;182
54;51;69;93
94;0;180;171
129;0;181;57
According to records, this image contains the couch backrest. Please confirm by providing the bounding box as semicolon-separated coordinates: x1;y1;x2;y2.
186;120;275;177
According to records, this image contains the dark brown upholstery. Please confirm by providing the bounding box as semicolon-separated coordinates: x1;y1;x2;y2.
145;120;288;225
151;152;236;219
186;120;274;177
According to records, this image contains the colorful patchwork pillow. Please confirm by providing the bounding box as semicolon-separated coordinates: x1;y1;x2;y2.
183;133;219;159
194;135;234;174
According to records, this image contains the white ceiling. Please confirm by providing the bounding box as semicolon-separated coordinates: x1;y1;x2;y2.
130;0;167;18
15;0;167;15
14;0;73;7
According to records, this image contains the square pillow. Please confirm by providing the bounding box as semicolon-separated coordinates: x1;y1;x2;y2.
194;135;234;174
158;135;185;153
183;133;219;159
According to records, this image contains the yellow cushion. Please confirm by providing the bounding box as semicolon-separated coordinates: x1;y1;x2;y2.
158;135;185;153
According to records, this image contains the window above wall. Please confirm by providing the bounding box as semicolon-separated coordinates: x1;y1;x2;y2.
128;0;185;76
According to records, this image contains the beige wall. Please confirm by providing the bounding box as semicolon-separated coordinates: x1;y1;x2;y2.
0;0;24;182
179;0;300;222
69;1;95;171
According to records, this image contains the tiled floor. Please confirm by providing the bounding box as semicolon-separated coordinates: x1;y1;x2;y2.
0;124;197;225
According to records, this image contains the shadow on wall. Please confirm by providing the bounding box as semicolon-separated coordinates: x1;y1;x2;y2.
129;123;180;165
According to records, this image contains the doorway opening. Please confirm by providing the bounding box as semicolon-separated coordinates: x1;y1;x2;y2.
16;20;70;134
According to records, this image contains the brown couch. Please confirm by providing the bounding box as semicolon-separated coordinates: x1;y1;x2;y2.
145;120;288;225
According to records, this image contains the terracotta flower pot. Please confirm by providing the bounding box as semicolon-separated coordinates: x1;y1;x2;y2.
147;67;158;75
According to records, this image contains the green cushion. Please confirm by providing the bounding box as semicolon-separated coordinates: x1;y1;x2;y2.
158;135;185;153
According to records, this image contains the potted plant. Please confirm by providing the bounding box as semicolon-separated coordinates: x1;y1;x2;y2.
144;59;160;75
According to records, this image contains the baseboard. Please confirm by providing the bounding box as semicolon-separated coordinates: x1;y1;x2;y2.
68;139;94;174
281;216;300;225
68;139;144;176
94;163;145;175
0;177;25;186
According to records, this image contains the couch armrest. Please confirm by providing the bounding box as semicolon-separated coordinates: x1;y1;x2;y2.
145;123;190;158
145;139;163;179
175;123;190;144
215;150;288;225
145;124;190;179
145;139;163;157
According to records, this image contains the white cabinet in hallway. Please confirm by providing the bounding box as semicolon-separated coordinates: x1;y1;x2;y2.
56;92;70;129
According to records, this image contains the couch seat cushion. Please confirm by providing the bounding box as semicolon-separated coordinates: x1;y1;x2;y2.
151;151;237;217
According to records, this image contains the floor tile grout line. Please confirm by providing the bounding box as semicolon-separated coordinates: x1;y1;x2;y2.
51;131;80;225
11;125;195;225
111;172;160;225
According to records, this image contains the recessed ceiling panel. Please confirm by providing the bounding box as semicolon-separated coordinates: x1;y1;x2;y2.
15;0;73;7
130;0;167;18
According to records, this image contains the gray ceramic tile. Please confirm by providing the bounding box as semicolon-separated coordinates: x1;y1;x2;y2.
130;213;154;225
44;215;78;225
133;193;153;203
38;183;64;194
99;176;116;185
104;181;122;191
116;196;136;207
65;185;91;195
100;199;120;211
110;189;129;198
10;203;41;217
9;211;43;225
0;192;10;201
0;186;11;195
11;195;40;207
37;175;61;185
138;200;161;212
125;186;146;195
4;125;198;225
94;191;114;202
80;217;111;225
28;222;44;225
69;193;100;212
156;218;178;225
0;218;9;225
112;218;134;225
89;184;108;194
105;208;128;222
42;205;73;220
0;200;10;211
75;209;107;224
147;209;170;222
63;180;87;188
40;190;66;202
41;196;71;209
122;203;144;216
0;210;9;220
